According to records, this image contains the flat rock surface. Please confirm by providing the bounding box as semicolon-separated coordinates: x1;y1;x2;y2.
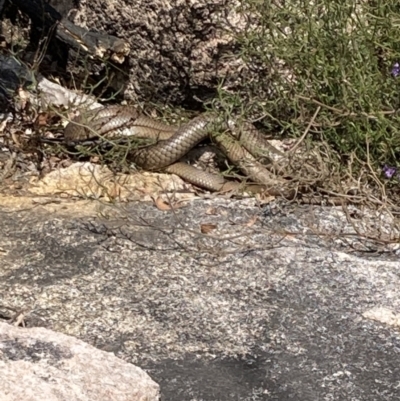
1;195;400;401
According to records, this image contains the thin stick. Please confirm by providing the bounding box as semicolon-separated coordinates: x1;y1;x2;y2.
290;106;321;153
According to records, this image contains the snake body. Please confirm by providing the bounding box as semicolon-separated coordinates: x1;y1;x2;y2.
64;106;289;195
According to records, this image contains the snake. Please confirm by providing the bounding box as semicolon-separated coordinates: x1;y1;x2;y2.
64;105;293;196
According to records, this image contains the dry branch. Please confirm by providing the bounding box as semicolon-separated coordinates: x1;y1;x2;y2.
8;0;130;63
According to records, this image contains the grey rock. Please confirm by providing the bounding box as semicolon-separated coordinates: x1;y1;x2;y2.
0;321;160;401
1;195;400;400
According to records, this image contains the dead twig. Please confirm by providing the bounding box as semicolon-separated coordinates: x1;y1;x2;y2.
289;106;321;154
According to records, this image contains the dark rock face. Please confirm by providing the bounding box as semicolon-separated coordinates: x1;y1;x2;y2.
50;0;252;106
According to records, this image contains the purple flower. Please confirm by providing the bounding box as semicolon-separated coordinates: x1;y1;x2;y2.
392;62;400;77
383;164;397;178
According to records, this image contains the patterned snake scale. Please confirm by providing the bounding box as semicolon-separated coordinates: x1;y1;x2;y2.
64;105;293;196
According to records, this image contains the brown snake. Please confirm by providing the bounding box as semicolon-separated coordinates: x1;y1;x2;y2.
64;105;292;196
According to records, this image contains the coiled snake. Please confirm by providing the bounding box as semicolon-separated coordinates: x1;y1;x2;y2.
64;106;291;196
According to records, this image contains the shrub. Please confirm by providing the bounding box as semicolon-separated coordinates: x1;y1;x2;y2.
226;0;400;173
